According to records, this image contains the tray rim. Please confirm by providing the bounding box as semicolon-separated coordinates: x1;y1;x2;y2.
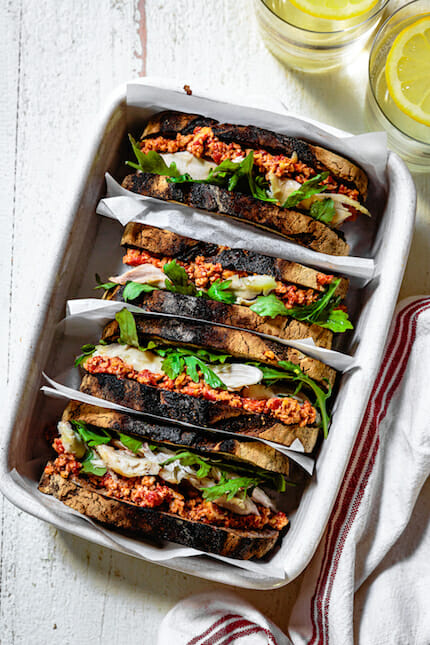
0;79;416;590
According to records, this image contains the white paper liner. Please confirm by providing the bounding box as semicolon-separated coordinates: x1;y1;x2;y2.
98;176;376;282
66;298;355;372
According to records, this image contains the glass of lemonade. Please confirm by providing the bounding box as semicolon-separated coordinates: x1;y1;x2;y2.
254;0;390;72
366;0;430;172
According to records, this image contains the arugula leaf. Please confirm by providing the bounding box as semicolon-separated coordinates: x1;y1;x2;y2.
249;293;289;319
309;198;336;224
115;308;140;348
118;433;143;454
126;136;181;177
168;151;277;204
287;278;353;332
282;172;329;208
155;346;229;388
201;474;263;501
255;360;332;439
184;356;226;389
206;279;236;304
249;278;353;333
159;450;286;495
318;308;353;333
163;260;197;296
161;353;186;380
161;451;212;479
80;450;107;477
74;344;97;367
71;420;111;447
123;281;159;302
94;273;117;291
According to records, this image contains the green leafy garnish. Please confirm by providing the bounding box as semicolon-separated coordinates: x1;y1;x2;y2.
282;172;329;209
94;273;117;291
74;344;97;367
118;433;143;454
286;278;353;333
159;347;228;390
161;451;213;479
163;260;197;296
168;151;277;204
309;198;336;224
80;450;107;477
115;308;140;348
201;474;264;501
123;281;159;302
318;308;353;333
250;278;353;333
160;450;286;498
126;137;181;177
206;279;236;304
71;420;111;447
249;294;290;319
255;360;332;439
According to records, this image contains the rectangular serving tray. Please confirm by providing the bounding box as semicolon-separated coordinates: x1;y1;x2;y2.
0;79;416;589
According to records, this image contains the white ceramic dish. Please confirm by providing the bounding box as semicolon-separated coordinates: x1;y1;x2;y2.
0;80;416;589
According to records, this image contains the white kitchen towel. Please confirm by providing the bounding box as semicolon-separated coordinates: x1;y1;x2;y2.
158;296;430;644
157;591;291;644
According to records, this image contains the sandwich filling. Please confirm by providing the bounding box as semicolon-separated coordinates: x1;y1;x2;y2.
46;420;288;531
101;254;352;334
77;309;331;435
129;127;371;225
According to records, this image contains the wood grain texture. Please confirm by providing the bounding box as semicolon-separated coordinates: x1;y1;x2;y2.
2;0;429;642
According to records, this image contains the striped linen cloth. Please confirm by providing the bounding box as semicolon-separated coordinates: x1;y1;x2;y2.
158;297;430;645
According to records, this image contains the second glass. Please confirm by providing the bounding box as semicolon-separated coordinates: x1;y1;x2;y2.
255;0;390;72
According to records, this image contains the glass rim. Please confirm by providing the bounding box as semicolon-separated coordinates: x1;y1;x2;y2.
256;0;390;35
368;0;430;147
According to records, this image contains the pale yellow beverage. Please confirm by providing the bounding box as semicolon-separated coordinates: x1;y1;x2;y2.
254;0;389;72
366;1;430;171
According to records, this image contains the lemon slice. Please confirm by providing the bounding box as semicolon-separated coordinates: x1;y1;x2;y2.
289;0;378;20
385;16;430;127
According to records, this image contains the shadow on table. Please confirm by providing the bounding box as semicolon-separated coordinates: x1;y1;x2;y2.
58;529;303;634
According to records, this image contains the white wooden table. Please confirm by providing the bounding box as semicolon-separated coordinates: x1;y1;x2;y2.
2;1;429;642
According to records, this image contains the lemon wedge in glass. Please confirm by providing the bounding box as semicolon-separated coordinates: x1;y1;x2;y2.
289;0;379;20
385;16;430;127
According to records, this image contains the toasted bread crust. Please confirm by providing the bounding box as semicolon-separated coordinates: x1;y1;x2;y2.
38;470;282;559
101;316;336;389
141;111;368;199
121;222;349;297
104;287;333;348
61;401;307;481
79;372;319;451
122;172;349;256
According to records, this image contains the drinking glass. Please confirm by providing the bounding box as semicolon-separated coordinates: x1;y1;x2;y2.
255;0;390;72
365;0;430;172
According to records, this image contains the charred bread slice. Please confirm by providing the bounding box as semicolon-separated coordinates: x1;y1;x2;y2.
61;401;308;482
121;223;349;298
38;471;283;559
121;173;349;256
105;287;334;348
142;110;367;199
79;373;320;452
